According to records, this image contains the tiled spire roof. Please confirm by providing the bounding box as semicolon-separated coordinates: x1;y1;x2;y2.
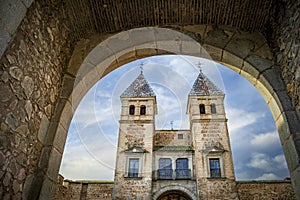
189;71;224;96
121;72;155;97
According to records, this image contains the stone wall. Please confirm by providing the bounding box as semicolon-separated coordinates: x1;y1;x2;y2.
55;178;296;200
237;180;296;200
0;0;73;199
54;179;114;200
154;130;191;147
272;0;300;119
270;0;300;196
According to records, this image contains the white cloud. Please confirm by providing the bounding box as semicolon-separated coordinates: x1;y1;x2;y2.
247;152;287;174
255;173;280;180
272;154;288;170
227;108;265;133
247;152;272;171
60;125;117;180
250;131;280;149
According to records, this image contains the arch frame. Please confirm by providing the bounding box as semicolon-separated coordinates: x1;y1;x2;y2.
152;185;198;200
34;26;300;199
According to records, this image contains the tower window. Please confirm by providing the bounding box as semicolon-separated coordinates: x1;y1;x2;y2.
129;105;135;115
128;158;139;177
140;105;146;115
178;134;183;139
211;104;216;114
209;158;221;178
200;104;206;114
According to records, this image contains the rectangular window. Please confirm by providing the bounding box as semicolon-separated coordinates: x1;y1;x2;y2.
211;103;217;114
209;158;221;178
178;134;183;139
128;158;139;177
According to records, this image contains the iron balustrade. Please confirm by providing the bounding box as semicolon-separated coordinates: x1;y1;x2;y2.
175;169;191;179
157;169;173;179
157;169;191;180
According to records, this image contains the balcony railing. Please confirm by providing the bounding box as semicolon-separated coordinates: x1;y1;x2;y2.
175;169;191;179
157;169;191;180
157;169;173;179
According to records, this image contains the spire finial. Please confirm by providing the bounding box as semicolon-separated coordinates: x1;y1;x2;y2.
196;62;203;73
140;62;144;74
170;121;173;130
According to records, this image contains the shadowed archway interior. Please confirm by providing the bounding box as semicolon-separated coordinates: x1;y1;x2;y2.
157;190;193;200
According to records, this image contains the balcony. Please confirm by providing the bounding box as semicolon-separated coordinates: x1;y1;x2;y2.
175;169;191;179
157;169;173;180
157;169;191;180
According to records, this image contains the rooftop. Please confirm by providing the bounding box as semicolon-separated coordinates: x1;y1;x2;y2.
189;71;224;96
121;72;156;97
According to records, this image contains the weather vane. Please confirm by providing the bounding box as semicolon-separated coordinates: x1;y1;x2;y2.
140;62;144;74
196;62;203;73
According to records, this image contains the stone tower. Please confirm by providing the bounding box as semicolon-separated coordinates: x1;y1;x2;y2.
113;71;157;200
186;71;238;199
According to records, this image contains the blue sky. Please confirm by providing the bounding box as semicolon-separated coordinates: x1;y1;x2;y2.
59;55;290;181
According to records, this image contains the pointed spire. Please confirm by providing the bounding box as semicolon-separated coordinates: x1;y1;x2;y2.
140;62;144;74
121;65;155;97
189;64;224;96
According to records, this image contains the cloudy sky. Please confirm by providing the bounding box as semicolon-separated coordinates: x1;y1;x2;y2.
59;55;290;181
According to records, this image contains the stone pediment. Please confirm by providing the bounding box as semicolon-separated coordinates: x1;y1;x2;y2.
202;141;225;153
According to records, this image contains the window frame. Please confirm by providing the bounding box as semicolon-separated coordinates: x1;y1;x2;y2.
207;156;224;178
158;158;173;179
140;105;146;115
178;133;183;139
175;158;190;179
125;154;143;178
211;103;217;114
128;158;139;178
129;105;135;115
199;104;206;114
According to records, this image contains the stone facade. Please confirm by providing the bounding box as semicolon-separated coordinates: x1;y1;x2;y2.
111;71;237;199
55;177;296;200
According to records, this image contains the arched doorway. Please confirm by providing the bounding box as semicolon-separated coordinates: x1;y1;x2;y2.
157;190;193;200
36;27;299;198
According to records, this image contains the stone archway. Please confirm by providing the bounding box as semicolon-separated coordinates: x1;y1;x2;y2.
153;185;197;200
34;27;300;199
157;191;193;200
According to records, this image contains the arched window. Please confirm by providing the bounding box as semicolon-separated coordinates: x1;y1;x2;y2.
176;158;190;179
211;103;216;114
140;105;146;115
199;104;206;114
158;158;172;179
129;105;135;115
